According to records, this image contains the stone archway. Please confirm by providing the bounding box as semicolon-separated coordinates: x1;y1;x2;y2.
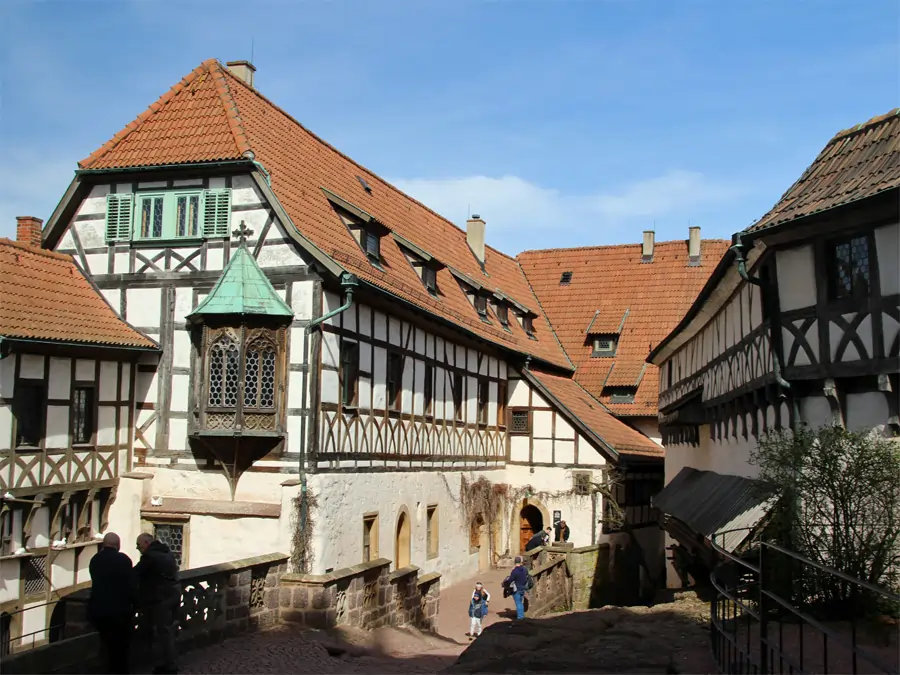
515;498;551;555
395;509;411;569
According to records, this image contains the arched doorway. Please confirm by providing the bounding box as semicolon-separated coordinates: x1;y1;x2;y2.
520;503;544;553
395;511;411;569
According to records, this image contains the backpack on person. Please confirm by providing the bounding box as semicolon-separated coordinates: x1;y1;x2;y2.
523;573;535;591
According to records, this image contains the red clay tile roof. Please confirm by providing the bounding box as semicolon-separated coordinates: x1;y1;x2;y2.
0;239;156;349
748;108;900;233
518;239;730;416
528;368;662;458
78;59;571;370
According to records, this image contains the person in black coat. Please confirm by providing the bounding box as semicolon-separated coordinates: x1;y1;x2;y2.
89;532;137;674
135;533;181;675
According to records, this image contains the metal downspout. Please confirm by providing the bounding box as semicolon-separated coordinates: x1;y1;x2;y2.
730;235;796;428
297;273;358;567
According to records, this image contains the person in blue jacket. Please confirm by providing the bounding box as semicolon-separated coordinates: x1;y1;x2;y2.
506;557;529;620
466;581;491;639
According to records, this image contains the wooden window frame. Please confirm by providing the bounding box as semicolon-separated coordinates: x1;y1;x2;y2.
573;471;592;496
387;352;404;412
473;294;488;318
340;340;360;408
521;314;535;337
124;189;231;243
362;513;379;563
477;378;489;425
145;517;190;569
497;380;507;428
602;470;664;533
452;373;464;422
426;505;438;560
71;384;97;446
606;387;636;404
364;230;381;263
423;363;434;416
509;408;531;434
826;232;874;302
421;265;437;294
13;380;45;450
495;302;509;327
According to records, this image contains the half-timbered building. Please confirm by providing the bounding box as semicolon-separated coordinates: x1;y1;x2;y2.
649;109;900;587
35;58;665;588
0;219;157;652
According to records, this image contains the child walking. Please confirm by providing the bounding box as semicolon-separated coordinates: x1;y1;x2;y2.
467;582;490;639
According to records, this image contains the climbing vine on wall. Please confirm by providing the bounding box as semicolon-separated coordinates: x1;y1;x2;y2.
458;469;626;561
290;488;319;573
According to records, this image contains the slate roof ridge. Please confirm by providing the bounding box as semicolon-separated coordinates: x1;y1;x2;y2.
79;58;229;169
218;63;524;269
0;237;76;262
829;108;900;145
518;237;731;257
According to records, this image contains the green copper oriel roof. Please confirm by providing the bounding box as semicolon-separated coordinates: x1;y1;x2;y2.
188;245;294;319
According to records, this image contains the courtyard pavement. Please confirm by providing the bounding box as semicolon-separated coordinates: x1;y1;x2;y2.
172;566;520;674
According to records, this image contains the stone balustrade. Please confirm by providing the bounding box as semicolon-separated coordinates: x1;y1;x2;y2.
278;558;440;632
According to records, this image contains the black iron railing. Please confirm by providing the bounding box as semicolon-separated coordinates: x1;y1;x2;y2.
709;530;900;674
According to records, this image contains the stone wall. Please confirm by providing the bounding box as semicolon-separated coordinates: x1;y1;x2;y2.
525;555;572;618
279;559;441;632
565;544;611;610
2;553;289;675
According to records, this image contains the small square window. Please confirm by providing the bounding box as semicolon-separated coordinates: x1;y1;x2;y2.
608;387;636;404
23;555;48;596
153;523;185;569
591;336;617;357
560;271;573;285
510;410;530;433
573;472;591;496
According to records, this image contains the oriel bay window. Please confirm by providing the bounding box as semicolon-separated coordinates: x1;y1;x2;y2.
201;326;284;432
186;237;294;436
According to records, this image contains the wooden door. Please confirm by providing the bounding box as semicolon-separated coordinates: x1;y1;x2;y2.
520;517;534;553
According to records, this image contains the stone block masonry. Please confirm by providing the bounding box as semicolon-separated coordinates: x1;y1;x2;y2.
279;558;441;632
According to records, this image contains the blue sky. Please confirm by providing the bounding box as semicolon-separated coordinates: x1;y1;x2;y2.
1;0;897;254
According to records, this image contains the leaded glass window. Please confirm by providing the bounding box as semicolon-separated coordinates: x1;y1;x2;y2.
153;523;184;568
208;335;240;408
176;194;201;237
830;235;871;300
139;195;164;238
244;337;277;409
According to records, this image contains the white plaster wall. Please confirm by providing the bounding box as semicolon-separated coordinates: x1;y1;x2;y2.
187;515;282;569
142;466;286;504
310;470;501;587
504;464;600;549
107;474;147;565
776;245;816;312
0;558;19;603
875;223;900;296
627;417;663;446
846;391;891;432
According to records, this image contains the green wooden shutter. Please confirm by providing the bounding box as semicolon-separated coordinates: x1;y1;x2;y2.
105;194;134;242
202;189;232;238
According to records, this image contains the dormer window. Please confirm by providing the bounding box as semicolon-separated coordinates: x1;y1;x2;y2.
495;301;509;327
607;387;636;404
521;314;535;336
422;265;437;293
591;336;618;357
364;230;381;262
474;294;488;317
560;271;573;285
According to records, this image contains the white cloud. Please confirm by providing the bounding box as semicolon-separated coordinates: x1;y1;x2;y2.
391;170;745;249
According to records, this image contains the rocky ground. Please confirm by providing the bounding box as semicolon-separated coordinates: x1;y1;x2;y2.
446;592;717;674
175;590;716;674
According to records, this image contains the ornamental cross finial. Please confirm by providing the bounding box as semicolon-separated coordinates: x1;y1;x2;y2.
233;221;254;243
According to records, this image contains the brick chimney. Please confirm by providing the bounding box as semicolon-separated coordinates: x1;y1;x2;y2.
467;214;486;266
641;230;655;263
688;226;701;266
16;216;43;248
226;60;256;87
